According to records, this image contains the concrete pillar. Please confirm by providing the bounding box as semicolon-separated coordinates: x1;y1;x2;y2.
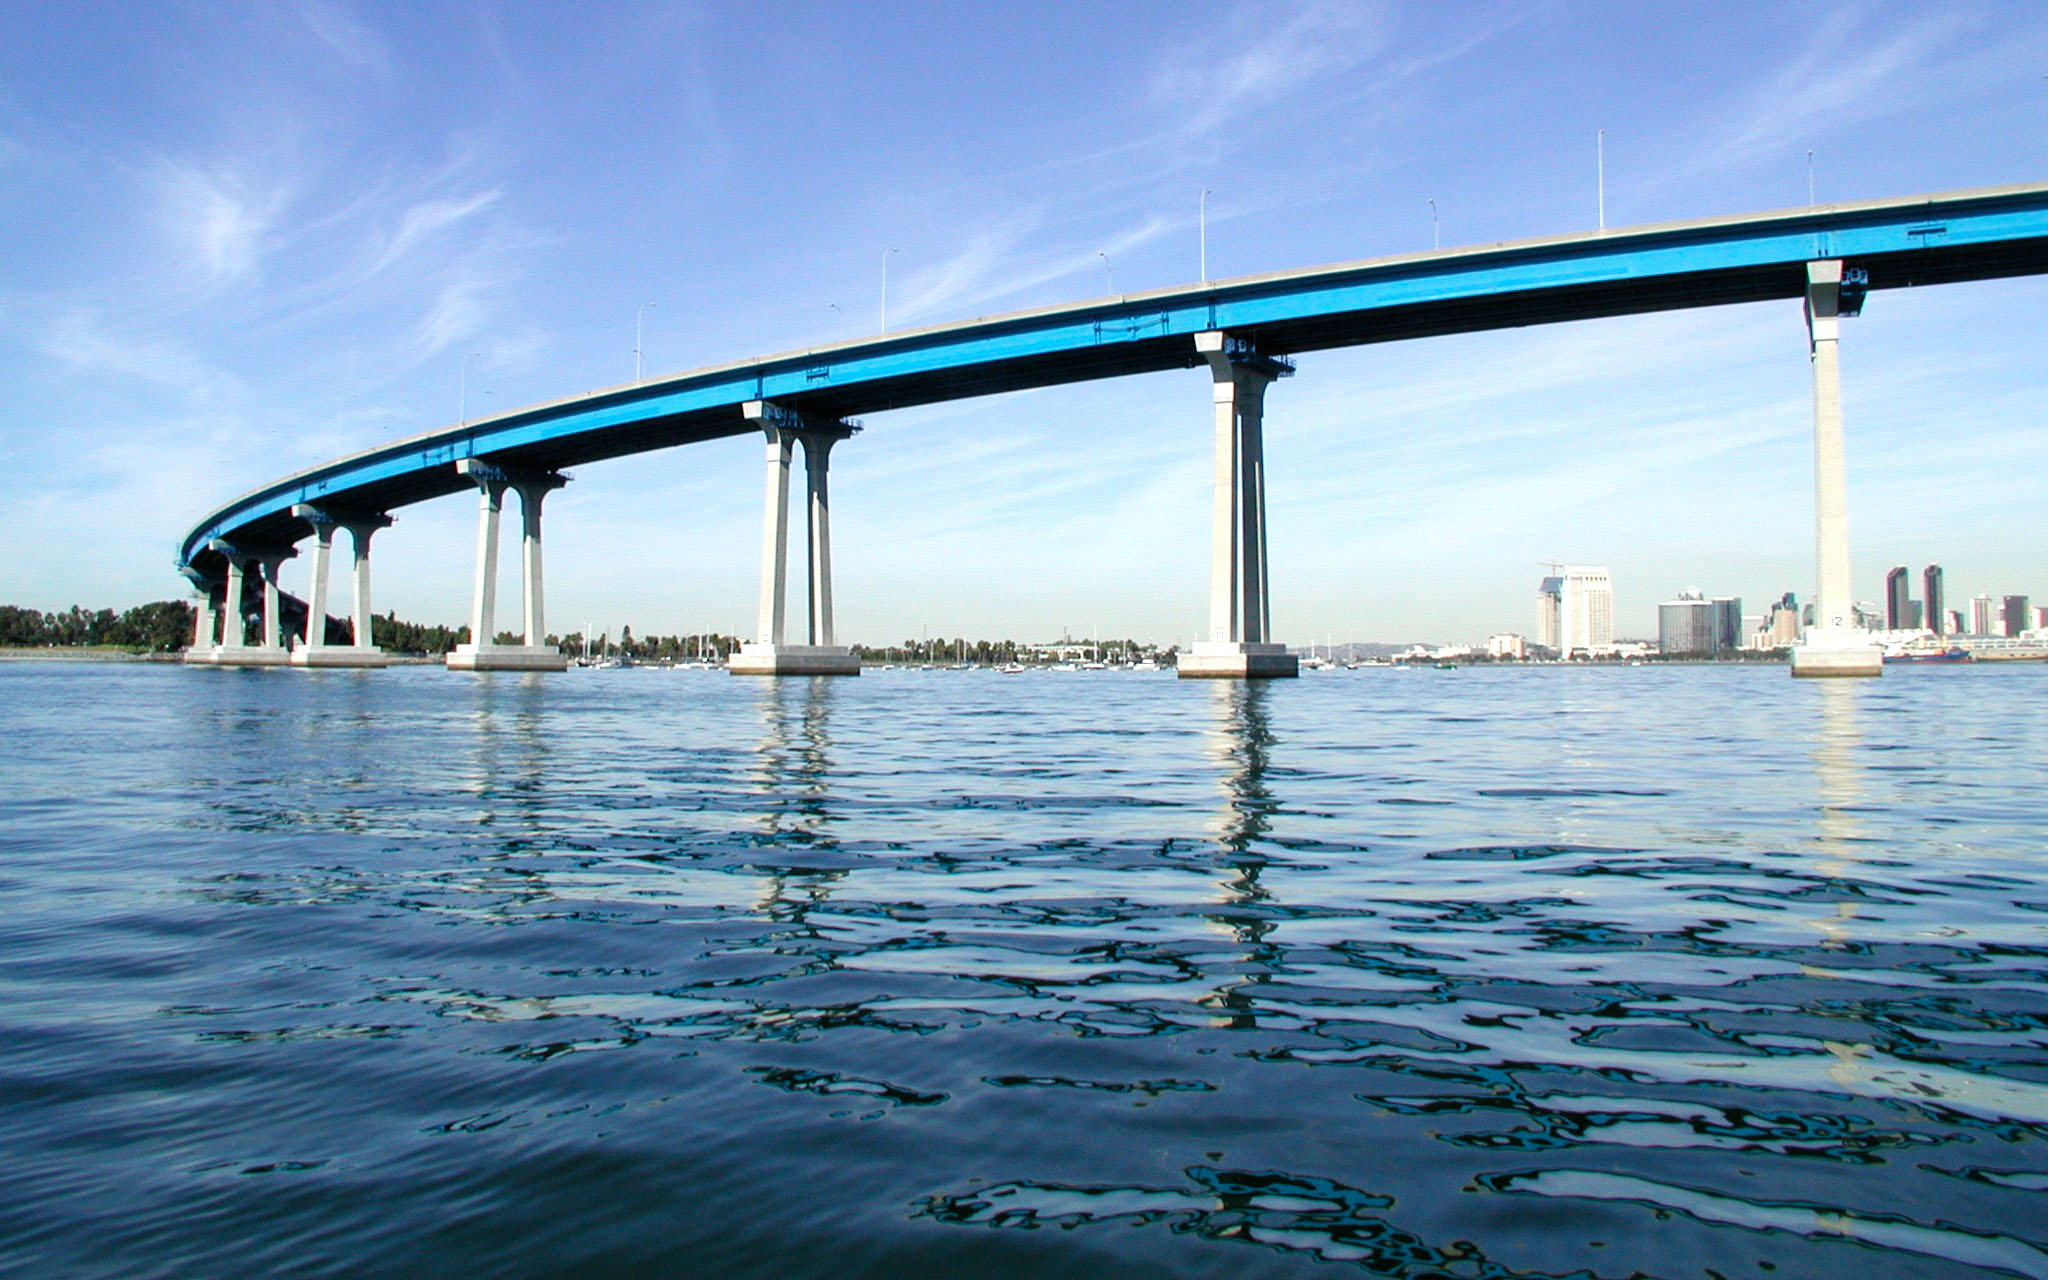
756;427;793;647
301;519;336;652
731;401;861;675
468;473;507;648
191;589;216;650
1180;331;1297;679
258;555;285;651
1808;261;1851;630
800;431;840;646
447;458;568;670
343;519;389;649
194;542;290;665
284;505;392;666
223;556;246;647
512;479;559;646
1791;260;1881;678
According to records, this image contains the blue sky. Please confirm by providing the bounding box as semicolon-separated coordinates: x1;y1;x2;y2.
2;1;2044;645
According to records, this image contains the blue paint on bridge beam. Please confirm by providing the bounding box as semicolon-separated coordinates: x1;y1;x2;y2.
179;182;2048;579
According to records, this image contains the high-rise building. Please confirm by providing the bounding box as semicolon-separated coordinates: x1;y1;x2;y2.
1923;565;1945;636
2003;595;2032;639
1711;597;1742;651
1536;577;1562;651
1945;609;1965;636
1765;592;1801;647
1659;593;1712;655
1970;595;2000;636
1885;566;1911;630
1560;566;1613;656
2033;605;2048;632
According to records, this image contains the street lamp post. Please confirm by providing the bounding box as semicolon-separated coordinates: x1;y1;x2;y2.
1597;129;1607;230
1098;251;1113;295
881;248;898;334
459;351;481;426
1429;198;1439;251
1200;188;1211;283
635;301;657;383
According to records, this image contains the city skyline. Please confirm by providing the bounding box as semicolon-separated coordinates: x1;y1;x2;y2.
2;4;2045;643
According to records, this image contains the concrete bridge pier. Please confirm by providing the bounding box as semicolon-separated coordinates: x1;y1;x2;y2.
186;575;218;654
447;458;569;671
730;400;861;675
1179;331;1298;679
288;505;391;667
186;541;292;666
1791;259;1881;678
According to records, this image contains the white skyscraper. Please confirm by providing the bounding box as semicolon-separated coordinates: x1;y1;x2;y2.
1970;595;2000;636
1560;566;1614;656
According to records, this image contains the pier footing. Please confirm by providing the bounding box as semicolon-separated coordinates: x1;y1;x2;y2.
446;644;568;672
1176;641;1298;679
727;643;860;676
290;647;388;669
1790;628;1882;678
185;646;289;668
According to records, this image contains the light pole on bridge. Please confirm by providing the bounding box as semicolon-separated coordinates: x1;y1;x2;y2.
1200;188;1211;283
881;248;899;334
635;301;657;384
459;351;482;427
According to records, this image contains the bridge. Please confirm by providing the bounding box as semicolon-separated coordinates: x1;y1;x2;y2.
179;181;2048;677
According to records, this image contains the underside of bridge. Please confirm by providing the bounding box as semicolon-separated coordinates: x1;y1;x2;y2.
179;182;2048;676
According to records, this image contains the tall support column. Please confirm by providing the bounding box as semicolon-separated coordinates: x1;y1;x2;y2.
192;540;291;666
258;555;286;652
287;505;392;667
1181;331;1297;679
800;431;841;647
468;472;507;647
1791;260;1881;678
512;477;565;646
191;587;216;649
222;555;247;647
730;400;861;675
343;517;391;651
756;425;793;647
448;458;568;670
300;518;336;653
181;563;225;664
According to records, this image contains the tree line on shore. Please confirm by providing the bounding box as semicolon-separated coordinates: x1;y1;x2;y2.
0;602;196;652
1;602;1163;666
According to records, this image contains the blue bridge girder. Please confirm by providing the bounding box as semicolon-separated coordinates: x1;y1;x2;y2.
179;181;2048;583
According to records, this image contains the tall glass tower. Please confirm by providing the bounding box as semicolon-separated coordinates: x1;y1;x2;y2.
1922;565;1944;636
1884;566;1911;630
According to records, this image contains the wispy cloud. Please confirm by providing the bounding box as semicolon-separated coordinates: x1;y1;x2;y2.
890;212;1177;325
370;190;501;274
291;0;392;76
1149;0;1393;137
156;164;292;287
1699;10;1969;174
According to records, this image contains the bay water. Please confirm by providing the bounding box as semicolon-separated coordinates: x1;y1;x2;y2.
2;662;2044;1278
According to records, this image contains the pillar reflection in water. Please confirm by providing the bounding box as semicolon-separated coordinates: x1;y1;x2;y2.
1806;679;1865;951
748;678;844;924
465;673;551;843
1200;681;1281;1028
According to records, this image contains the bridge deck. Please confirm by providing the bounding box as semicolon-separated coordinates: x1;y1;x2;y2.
181;182;2048;577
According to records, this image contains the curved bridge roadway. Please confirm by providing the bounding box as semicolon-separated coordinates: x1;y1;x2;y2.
180;182;2048;676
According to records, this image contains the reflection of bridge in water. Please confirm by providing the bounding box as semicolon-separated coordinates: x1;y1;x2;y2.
179;184;2048;678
